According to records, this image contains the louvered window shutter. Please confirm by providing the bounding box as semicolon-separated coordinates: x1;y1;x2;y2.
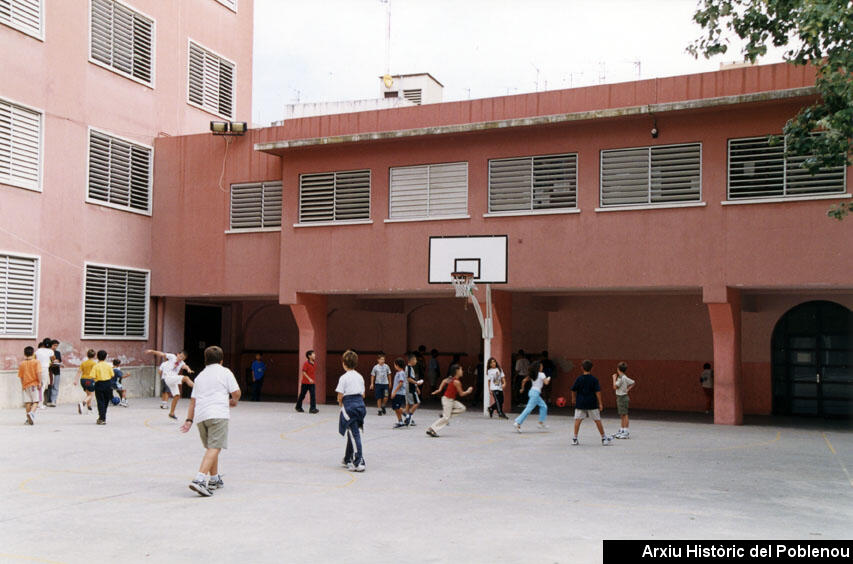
0;98;41;191
230;182;282;229
90;0;153;85
389;162;466;219
0;0;42;37
601;144;701;207
728;136;845;200
300;170;370;223
489;154;577;212
88;130;151;213
0;253;38;337
215;0;237;10
188;41;235;119
84;265;148;338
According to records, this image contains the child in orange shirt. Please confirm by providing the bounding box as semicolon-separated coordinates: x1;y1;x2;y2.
18;346;41;425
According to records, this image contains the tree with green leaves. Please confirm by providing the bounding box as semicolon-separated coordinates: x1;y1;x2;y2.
688;0;852;219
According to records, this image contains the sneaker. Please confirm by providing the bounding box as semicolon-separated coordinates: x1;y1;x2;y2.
488;406;494;418
499;414;509;419
426;428;438;437
404;415;411;426
208;476;224;490
620;430;630;439
96;419;106;425
571;437;579;446
295;406;304;413
354;461;365;472
120;400;128;407
537;422;549;430
378;410;383;416
26;412;34;425
189;479;212;497
168;413;177;420
602;436;613;446
341;458;351;467
46;402;56;408
381;407;387;415
77;402;83;415
514;422;522;433
87;405;93;411
160;402;168;409
309;408;319;414
346;462;355;471
393;421;406;429
408;418;416;427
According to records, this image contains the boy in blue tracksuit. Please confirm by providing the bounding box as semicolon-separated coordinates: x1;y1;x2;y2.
337;349;366;472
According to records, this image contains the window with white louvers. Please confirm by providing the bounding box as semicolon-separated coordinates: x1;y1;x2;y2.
0;0;42;38
389;162;467;219
0;98;41;191
0;253;38;337
188;40;235;119
299;169;370;223
600;143;701;207
230;181;282;230
728;135;846;200
83;264;148;339
214;0;237;11
90;0;154;85
489;153;577;213
87;129;152;214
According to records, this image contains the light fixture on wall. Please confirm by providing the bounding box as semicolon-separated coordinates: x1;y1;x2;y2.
210;121;249;136
650;116;659;139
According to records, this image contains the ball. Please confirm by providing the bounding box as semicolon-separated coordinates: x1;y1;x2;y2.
556;396;567;408
110;396;121;405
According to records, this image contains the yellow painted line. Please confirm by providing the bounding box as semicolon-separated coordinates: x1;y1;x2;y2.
143;417;176;433
822;433;853;488
0;554;68;564
279;417;333;440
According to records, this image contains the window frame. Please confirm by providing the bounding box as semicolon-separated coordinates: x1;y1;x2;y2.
598;141;703;210
487;152;579;216
88;0;156;88
85;126;153;216
388;161;468;221
213;0;237;13
0;0;44;41
227;180;283;232
0;250;40;339
725;134;849;204
186;38;237;120
297;169;372;226
81;261;150;340
0;95;44;192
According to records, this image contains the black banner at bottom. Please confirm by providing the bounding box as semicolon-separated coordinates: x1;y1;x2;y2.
604;540;851;564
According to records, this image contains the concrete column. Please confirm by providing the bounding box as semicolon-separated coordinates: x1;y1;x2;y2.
486;290;513;414
704;286;743;425
289;293;327;405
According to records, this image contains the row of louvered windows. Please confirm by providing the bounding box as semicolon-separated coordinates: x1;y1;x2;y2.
0;255;148;339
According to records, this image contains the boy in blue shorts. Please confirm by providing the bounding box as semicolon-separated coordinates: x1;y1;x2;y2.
390;358;408;428
570;360;612;446
369;353;391;416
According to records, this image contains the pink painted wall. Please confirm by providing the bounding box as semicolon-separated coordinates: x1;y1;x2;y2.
0;0;254;371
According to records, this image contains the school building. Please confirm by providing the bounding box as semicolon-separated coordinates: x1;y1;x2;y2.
149;62;852;425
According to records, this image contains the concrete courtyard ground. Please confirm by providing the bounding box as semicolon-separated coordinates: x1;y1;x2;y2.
0;398;850;564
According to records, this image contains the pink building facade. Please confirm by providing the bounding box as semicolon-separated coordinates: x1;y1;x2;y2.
150;62;852;424
0;0;253;406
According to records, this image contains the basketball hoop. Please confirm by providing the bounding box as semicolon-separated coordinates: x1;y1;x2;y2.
451;271;475;298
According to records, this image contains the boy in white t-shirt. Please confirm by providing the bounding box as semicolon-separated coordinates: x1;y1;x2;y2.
369;354;391;416
146;349;195;419
179;346;241;497
611;362;636;439
336;349;366;472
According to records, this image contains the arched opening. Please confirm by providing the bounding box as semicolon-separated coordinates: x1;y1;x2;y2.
771;301;853;417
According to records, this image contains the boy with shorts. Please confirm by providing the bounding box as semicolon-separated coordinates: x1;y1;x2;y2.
180;346;241;497
18;346;40;425
112;358;130;407
390;358;408;428
404;353;423;426
570;360;612;446
145;349;194;420
76;349;97;414
336;349;366;472
369;353;391;415
612;362;635;438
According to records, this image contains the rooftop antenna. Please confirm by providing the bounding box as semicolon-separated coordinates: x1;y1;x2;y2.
381;0;391;76
530;61;541;91
633;60;642;79
598;61;606;84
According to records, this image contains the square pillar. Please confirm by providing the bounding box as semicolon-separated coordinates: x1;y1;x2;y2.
478;289;513;414
289;293;327;405
704;286;743;425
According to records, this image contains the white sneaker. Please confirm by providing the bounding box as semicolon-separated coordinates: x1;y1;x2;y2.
620;430;630;439
537;422;549;430
602;436;613;446
514;422;522;433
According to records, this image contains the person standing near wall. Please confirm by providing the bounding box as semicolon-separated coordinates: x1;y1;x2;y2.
427;349;440;400
486;357;508;419
514;350;530;408
296;350;318;413
700;363;713;414
612;362;635;439
250;353;266;402
35;338;54;409
46;339;62;407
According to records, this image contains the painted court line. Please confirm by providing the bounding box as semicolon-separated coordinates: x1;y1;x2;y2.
822;432;853;488
0;554;68;564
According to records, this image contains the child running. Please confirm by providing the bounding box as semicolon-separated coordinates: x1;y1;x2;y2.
180;346;241;497
112;358;130;407
571;360;612;446
426;364;473;437
486;357;508;419
612;362;635;439
404;353;423;426
336;350;366;472
18;346;40;425
145;349;194;420
514;361;550;432
76;349;97;414
390;358;408;429
369;353;391;416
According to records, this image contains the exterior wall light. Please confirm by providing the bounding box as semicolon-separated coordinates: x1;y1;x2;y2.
210;121;249;136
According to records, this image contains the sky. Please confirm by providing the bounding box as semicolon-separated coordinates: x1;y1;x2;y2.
251;0;786;126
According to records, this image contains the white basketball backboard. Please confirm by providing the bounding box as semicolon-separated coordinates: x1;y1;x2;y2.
428;235;508;284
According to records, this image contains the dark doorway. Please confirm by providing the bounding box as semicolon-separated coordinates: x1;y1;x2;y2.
184;304;223;375
772;301;853;417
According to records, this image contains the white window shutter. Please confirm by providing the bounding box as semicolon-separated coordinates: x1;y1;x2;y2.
601;143;701;207
489;157;533;212
0;253;38;337
601;147;650;206
299;170;370;223
84;265;148;338
490;154;577;212
88;130;151;213
334;170;371;220
427;162;467;216
0;0;42;37
0;98;41;191
389;165;429;218
390;162;467;219
230;181;282;229
261;182;283;227
188;41;235;119
90;0;153;85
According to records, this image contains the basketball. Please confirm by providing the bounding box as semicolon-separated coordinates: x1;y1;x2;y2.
556;396;566;407
111;396;121;405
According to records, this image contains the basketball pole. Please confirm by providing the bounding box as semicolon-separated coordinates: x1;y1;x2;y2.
466;283;493;416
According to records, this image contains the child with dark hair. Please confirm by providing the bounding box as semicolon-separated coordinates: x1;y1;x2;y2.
426;364;473;437
145;349;194;419
390;358;408;428
91;350;114;425
296;349;318;413
700;362;713;413
75;349;97;415
571;360;612;446
486;357;507;419
46;339;62;407
369;353;391;415
514;361;550;432
336;350;366;472
18;346;40;425
112;358;130;407
612;362;635;438
404;353;423;426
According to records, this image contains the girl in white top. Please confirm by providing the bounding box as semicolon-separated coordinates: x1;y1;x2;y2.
514;361;550;432
486;357;508;419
